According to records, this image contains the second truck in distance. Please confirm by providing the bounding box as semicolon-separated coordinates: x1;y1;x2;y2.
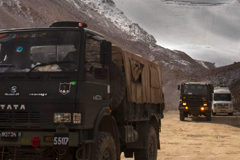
178;82;213;121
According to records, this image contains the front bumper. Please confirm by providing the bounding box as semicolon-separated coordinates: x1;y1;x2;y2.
179;106;211;116
0;131;79;147
212;108;233;113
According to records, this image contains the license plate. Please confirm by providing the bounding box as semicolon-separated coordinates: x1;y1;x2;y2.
220;110;226;112
1;132;21;138
54;133;69;146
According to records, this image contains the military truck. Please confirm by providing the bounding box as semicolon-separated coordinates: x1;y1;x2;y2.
0;21;164;160
178;82;213;121
212;86;234;116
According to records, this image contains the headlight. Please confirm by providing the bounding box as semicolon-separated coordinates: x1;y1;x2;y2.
203;102;207;106
54;113;71;123
183;101;187;106
200;107;205;111
73;113;81;124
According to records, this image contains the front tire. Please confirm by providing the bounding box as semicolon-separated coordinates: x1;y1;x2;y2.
206;114;211;121
180;112;184;121
90;132;117;160
134;126;158;160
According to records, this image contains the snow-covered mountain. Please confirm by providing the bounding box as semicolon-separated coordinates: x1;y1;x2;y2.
113;0;240;67
81;0;157;44
0;0;239;109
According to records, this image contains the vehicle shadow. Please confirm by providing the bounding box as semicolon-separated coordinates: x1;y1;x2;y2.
183;112;240;128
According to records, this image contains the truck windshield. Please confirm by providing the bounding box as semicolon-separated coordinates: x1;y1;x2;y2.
214;94;232;101
0;30;80;73
183;84;207;95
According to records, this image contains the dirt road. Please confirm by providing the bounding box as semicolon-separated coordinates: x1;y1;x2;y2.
121;110;240;160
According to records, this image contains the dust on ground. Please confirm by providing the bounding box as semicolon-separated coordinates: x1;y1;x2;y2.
121;110;240;160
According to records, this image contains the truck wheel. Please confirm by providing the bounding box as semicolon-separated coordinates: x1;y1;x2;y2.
109;62;126;110
206;114;211;121
212;111;216;116
134;126;157;160
90;132;116;160
180;113;184;121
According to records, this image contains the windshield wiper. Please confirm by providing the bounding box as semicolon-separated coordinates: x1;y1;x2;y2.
0;64;16;67
27;61;74;74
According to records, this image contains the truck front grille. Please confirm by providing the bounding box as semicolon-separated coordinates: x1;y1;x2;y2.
187;101;202;107
0;111;51;124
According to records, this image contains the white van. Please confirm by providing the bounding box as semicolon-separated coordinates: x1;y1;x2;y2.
212;86;233;116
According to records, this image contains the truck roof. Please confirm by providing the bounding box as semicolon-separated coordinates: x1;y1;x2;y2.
214;86;231;94
184;82;210;85
0;21;105;40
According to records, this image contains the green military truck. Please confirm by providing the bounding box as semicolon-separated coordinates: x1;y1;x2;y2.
178;82;213;121
0;21;164;160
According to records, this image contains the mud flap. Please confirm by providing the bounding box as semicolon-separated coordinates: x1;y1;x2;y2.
126;122;148;149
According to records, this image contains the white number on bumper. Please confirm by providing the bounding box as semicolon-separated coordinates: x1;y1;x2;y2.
54;137;69;145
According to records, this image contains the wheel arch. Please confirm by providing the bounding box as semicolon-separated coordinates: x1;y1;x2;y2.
93;107;120;159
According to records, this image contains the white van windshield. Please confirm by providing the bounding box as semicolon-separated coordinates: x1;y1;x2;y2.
214;94;232;101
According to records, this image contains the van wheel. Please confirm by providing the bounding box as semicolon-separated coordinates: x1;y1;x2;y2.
109;62;126;110
90;132;116;160
134;126;157;160
212;111;216;116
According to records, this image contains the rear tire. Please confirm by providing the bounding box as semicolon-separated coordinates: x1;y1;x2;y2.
90;132;116;160
134;126;158;160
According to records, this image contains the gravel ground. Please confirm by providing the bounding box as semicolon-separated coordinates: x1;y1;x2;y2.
121;110;240;160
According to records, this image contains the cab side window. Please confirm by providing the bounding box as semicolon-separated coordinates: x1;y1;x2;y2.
85;38;102;72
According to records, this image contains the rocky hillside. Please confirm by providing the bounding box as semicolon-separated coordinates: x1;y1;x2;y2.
0;0;239;109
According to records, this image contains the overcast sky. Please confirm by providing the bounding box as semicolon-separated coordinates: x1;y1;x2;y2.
113;0;240;66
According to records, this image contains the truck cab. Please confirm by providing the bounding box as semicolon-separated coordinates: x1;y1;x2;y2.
0;21;164;160
212;86;234;116
0;21;113;159
178;82;213;121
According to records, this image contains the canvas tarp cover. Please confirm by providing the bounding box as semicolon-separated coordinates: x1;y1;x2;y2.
112;45;163;104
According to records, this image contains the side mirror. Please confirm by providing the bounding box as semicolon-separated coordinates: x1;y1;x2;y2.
178;85;180;90
100;40;112;65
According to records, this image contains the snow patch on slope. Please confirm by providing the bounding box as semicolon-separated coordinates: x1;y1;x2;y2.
196;60;209;69
175;60;190;66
